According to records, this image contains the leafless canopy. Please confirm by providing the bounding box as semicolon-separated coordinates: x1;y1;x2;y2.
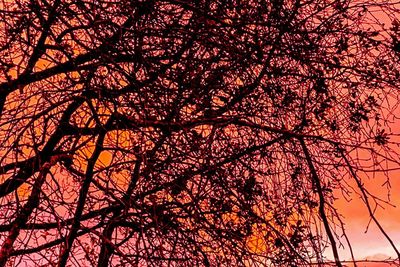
1;0;400;266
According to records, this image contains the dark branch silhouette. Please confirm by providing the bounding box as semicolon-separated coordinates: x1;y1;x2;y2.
0;0;400;266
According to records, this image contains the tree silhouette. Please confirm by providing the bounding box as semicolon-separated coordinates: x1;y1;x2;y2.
0;0;400;266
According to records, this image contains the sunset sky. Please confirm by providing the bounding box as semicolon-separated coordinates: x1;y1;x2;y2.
2;0;400;266
333;145;400;264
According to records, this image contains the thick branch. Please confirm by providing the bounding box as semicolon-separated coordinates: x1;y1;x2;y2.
0;165;49;266
299;138;342;267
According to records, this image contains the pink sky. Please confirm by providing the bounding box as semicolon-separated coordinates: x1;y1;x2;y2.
332;151;400;262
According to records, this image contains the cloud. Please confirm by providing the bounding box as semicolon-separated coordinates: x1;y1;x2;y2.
364;253;393;261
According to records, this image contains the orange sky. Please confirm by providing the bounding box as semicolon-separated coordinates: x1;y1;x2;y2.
1;1;400;266
332;116;400;262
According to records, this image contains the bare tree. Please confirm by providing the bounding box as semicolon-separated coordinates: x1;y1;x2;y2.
0;0;400;266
